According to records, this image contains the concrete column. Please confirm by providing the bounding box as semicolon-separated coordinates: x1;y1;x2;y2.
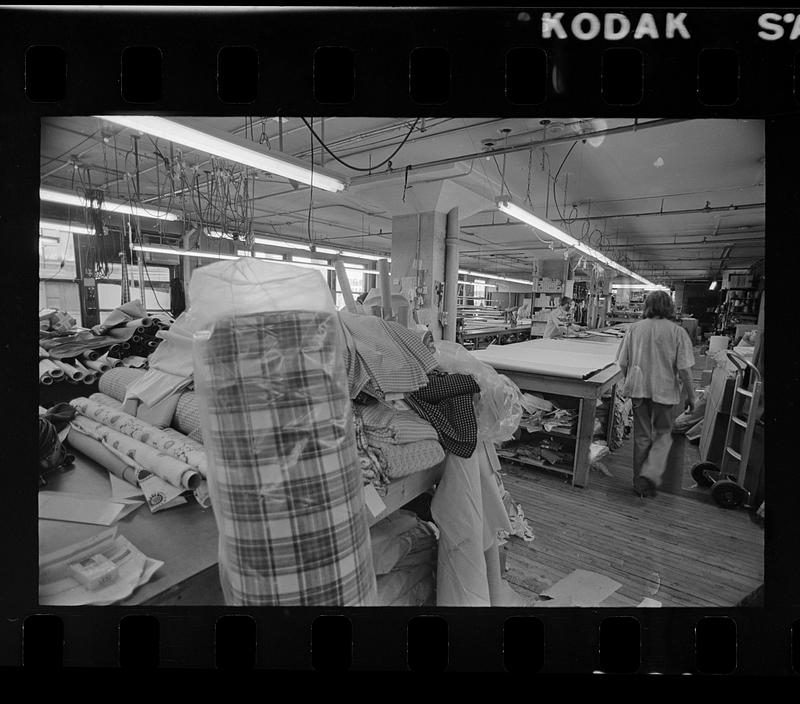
390;210;447;339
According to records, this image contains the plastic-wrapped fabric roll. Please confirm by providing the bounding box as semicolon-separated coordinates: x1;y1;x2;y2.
52;359;84;381
72;359;93;376
122;356;147;368
39;346;49;358
70;414;200;490
40;374;54;385
40;358;65;380
70;396;208;475
82;374;97;385
99;367;146;400
66;426;139;486
84;358;111;374
89;392;124;411
81;350;100;361
132;335;142;343
194;304;376;606
146;340;159;349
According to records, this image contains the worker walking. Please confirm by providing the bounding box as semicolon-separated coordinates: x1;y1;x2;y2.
616;290;696;497
543;296;583;339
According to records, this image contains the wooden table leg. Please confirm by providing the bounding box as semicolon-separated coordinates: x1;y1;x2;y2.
573;397;596;487
606;383;617;447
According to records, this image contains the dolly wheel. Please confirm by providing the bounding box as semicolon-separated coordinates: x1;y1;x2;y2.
691;461;718;487
711;480;748;509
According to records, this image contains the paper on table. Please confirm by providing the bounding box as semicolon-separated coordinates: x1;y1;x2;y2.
540;569;622;607
637;597;662;607
109;472;144;500
39;532;164;606
38;492;144;526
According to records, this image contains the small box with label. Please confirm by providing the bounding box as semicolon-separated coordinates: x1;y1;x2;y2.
68;553;119;591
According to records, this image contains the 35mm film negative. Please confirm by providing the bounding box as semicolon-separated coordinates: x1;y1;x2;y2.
3;6;798;674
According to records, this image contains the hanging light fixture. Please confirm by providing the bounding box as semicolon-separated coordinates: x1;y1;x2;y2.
40;187;181;221
96;116;348;193
495;196;656;286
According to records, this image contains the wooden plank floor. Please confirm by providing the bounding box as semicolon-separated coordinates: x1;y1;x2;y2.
500;432;764;607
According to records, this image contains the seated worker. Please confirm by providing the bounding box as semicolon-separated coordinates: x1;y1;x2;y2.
543;296;584;339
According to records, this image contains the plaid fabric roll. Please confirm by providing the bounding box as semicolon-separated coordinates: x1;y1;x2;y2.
406;372;480;458
197;309;376;606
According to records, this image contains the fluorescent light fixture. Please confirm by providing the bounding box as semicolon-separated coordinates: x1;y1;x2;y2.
459;268;534;286
709;280;718;291
40;219;95;236
313;245;389;261
132;244;239;261
253;236;314;251
39;235;61;244
96;116;347;193
236;249;285;261
40;187;180;221
458;278;497;288
612;284;670;291
496;197;655;286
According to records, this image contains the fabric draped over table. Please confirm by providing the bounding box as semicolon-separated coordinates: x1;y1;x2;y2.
194;309;376;606
337;312;437;399
431;440;519;607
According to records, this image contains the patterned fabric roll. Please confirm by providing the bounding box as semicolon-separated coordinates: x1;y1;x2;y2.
98;366;146;401
174;391;202;437
196;309;376;606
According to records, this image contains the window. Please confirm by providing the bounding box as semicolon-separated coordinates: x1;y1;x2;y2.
335;269;365;310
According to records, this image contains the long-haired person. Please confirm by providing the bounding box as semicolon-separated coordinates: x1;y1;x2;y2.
616;290;696;497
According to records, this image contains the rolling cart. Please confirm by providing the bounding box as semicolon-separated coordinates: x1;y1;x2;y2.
690;350;763;509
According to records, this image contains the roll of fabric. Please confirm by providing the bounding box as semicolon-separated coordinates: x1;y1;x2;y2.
39;346;49;358
122;356;148;368
132;335;142;343
368;439;445;479
81;374;97;385
84;358;111;374
40;374;54;385
70;414;200;491
81;350;100;362
66;426;139;486
70;397;208;476
89;392;124;411
174;391;201;437
99;367;146;400
39;358;65;381
196;309;375;606
72;359;93;376
52;359;84;381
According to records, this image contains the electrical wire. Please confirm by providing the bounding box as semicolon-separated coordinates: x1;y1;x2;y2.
307;120;315;244
300;116;420;172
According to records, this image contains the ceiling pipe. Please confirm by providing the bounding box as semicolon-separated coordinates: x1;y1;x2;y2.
348;118;690;186
460;237;765;255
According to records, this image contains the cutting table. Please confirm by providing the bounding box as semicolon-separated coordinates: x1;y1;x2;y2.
473;335;624;487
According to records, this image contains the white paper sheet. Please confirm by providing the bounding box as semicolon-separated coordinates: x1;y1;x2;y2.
637;597;662;607
109;473;144;500
363;484;387;518
38;492;143;526
541;569;622;607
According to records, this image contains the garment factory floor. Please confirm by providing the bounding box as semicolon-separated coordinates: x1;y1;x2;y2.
499;432;765;607
498;349;764;607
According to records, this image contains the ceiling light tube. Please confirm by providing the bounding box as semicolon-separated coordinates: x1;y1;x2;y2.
131;244;239;260
496;197;657;287
253;236;314;251
458;268;534;286
709;280;718;291
40;187;180;221
96;116;347;193
39;219;96;236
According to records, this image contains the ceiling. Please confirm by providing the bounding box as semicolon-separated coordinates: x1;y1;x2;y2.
40;116;765;284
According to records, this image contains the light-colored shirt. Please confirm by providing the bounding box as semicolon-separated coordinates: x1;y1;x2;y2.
544;307;571;339
616;317;695;405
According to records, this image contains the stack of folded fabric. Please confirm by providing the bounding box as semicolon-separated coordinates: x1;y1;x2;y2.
355;400;445;484
371;509;438;606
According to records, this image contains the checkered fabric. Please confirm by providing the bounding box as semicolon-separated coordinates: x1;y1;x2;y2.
197;309;376;606
338;312;437;399
406;372;480;458
174;391;202;437
98;366;146;401
358;400;439;445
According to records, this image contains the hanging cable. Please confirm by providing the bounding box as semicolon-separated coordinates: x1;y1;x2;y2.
307;118;315;243
300;116;420;172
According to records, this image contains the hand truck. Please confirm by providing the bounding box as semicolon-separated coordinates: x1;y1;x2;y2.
690;350;763;509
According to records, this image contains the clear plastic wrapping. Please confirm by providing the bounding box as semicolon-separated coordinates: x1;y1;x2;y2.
434;339;523;444
188;259;376;606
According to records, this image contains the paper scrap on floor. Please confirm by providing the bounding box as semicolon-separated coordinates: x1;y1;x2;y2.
39;527;163;606
540;569;622;607
38;492;144;525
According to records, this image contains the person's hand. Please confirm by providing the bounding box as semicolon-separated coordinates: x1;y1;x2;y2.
685;396;696;413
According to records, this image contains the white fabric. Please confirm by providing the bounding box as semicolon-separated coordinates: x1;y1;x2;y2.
431;442;512;606
472;338;620;379
616;318;695;405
